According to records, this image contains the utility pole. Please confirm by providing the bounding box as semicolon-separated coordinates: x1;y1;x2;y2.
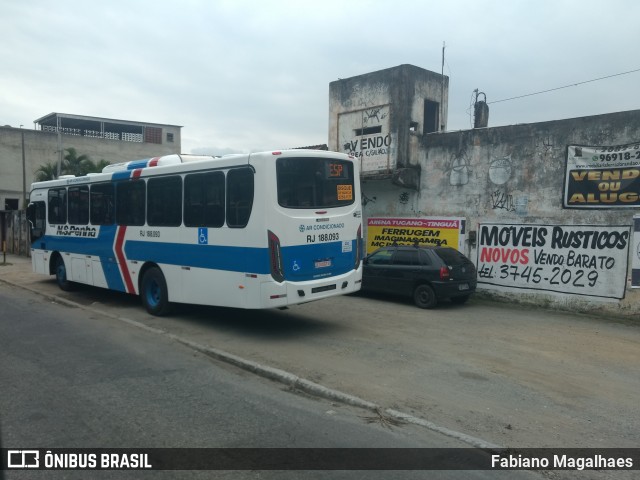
21;128;26;209
440;41;446;132
57;115;63;177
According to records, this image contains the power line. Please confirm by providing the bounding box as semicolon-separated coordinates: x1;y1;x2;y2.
488;68;640;105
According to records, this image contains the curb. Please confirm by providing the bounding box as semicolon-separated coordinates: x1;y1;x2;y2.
0;275;503;450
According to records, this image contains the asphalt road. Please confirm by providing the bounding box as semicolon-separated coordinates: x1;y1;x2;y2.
0;284;543;480
43;279;638;451
1;254;638;479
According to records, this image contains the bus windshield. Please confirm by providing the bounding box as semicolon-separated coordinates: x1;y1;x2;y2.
276;157;355;209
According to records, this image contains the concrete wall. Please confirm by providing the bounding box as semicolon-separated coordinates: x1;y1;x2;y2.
329;64;448;175
359;109;640;318
0;125;181;210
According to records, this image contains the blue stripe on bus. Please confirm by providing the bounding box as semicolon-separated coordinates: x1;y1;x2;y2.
124;240;355;280
281;240;356;280
38;226;128;292
124;241;271;274
127;159;150;170
36;235;356;285
111;171;133;181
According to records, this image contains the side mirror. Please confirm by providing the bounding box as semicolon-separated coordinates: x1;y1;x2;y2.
27;202;44;242
26;203;36;223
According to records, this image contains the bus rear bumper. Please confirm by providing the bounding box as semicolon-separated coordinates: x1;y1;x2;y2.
260;269;362;308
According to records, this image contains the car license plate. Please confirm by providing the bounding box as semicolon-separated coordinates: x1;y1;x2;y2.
458;283;469;291
315;260;332;268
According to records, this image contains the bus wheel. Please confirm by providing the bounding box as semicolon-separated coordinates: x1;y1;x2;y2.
141;267;171;316
413;284;437;309
54;256;74;292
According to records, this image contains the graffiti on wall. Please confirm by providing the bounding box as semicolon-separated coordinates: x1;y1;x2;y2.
490;190;516;211
338;105;394;174
536;134;558;160
488;156;512;185
477;223;630;300
362;107;387;124
447;150;472;186
564;142;640;208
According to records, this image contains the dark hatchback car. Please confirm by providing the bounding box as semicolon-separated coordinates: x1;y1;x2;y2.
362;245;477;308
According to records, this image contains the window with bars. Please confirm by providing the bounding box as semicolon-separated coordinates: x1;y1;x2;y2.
144;127;162;144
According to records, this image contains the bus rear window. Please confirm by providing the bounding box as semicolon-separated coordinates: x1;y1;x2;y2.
276;157;355;209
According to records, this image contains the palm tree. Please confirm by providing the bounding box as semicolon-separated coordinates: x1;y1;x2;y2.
93;159;110;173
63;147;93;176
34;161;60;181
35;149;111;181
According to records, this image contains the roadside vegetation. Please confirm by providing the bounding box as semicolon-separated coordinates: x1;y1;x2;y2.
34;147;110;181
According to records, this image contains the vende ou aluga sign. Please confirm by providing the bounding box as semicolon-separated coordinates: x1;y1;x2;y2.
564;142;640;208
633;214;640;288
477;223;630;300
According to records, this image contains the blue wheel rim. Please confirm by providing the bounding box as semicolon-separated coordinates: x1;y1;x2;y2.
56;262;66;283
146;280;160;307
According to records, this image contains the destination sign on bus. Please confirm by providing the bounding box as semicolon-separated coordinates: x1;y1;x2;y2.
327;162;347;179
337;184;353;201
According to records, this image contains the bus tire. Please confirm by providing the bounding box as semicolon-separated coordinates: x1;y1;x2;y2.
54;256;75;292
141;267;171;316
413;284;437;309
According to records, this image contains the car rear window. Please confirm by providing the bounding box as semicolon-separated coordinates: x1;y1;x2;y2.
368;249;393;265
393;250;419;266
434;247;469;265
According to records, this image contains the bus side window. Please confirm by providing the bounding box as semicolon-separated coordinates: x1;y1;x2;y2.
184;171;224;228
116;180;145;226
48;188;67;224
68;186;89;225
226;168;254;228
148;176;182;227
204;172;225;227
90;183;115;225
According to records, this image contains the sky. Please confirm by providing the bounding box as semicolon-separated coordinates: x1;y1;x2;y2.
2;0;639;155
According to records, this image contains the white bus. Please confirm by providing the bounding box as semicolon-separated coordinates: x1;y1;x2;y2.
27;150;363;315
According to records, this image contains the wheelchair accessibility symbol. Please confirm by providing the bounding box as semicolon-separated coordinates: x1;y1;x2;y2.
198;227;208;245
292;260;301;272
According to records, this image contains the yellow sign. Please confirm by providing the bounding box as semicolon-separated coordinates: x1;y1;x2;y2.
366;217;464;254
337;184;353;201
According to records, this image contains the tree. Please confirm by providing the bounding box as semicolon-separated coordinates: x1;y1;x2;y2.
93;159;110;173
34;149;111;182
34;161;60;181
63;147;93;176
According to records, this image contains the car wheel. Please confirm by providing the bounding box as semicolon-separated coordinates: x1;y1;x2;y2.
413;284;437;309
54;256;75;292
141;267;171;316
451;294;470;305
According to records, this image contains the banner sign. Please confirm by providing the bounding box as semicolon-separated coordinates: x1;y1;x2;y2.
366;217;464;255
564;142;640;208
633;215;640;288
3;447;638;471
477;223;630;300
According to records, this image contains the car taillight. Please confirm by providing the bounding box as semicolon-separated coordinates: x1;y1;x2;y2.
268;230;285;282
354;224;362;270
439;266;450;281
